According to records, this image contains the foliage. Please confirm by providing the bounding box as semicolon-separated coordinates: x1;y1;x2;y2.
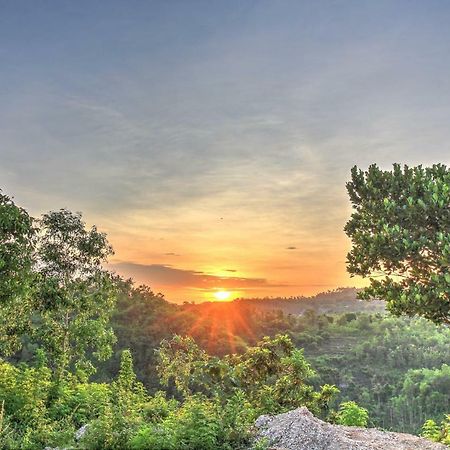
130;394;239;450
157;334;338;417
34;209;118;379
93;281;450;435
0;192;35;356
345;163;450;324
422;416;450;445
98;281;177;390
251;438;270;450
81;350;148;449
157;335;210;397
1;199;119;381
390;364;450;431
49;380;110;428
100;282;449;434
227;335;338;416
302;313;450;433
336;401;369;427
0;358;77;449
0;335;334;449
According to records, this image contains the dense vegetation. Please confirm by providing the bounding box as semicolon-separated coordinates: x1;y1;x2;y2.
9;279;449;446
0;332;338;449
1;163;450;449
96;287;449;434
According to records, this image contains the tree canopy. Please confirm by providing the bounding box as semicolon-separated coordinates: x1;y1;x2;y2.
345;163;450;324
0;192;35;355
35;210;118;379
0;202;118;380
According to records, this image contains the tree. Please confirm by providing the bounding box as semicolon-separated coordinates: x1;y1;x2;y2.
345;164;450;324
157;334;338;416
336;401;369;427
157;335;210;397
391;364;450;431
0;192;35;355
34;209;117;379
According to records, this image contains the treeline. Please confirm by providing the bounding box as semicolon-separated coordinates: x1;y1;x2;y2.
234;287;386;315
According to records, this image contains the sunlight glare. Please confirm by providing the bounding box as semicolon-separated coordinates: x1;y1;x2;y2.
214;290;232;301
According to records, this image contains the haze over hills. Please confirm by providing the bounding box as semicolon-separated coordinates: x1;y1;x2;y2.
212;287;386;315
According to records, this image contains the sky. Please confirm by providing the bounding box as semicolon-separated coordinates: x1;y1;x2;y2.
2;0;450;303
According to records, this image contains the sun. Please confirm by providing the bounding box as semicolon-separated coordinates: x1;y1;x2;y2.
213;290;232;301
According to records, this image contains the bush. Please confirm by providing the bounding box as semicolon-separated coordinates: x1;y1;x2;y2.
49;381;110;427
336;401;369;427
422;416;450;446
0;336;339;449
131;395;220;450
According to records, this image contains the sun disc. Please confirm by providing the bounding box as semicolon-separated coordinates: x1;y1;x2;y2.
214;290;231;301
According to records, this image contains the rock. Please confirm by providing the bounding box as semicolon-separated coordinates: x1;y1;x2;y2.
254;407;447;450
75;424;89;441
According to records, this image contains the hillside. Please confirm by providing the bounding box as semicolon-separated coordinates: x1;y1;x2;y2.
233;287;386;315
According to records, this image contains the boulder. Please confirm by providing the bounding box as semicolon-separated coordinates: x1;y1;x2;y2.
254;407;447;450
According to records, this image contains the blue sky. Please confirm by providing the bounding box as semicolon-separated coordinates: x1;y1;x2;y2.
2;1;450;301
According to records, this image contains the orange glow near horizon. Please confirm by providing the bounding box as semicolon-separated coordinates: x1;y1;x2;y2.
101;202;368;304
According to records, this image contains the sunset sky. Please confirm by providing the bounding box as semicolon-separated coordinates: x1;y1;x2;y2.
2;1;450;302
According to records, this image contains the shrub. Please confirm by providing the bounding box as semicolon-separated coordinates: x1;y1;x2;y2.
336;401;369;427
422;416;450;446
49;380;110;427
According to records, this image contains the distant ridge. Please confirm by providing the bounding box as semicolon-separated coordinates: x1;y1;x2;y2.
233;287;386;315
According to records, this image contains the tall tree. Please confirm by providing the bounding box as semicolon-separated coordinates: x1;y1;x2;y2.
35;209;117;379
345;164;450;324
0;192;35;355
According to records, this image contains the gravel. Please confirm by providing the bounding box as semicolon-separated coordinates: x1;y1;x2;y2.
254;407;448;450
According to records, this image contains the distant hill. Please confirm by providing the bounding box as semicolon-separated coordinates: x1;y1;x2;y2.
233;287;386;315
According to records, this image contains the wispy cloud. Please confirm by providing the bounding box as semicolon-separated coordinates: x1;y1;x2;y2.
2;1;450;301
111;262;287;291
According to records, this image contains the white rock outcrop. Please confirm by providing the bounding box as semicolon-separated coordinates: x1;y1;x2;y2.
254;407;447;450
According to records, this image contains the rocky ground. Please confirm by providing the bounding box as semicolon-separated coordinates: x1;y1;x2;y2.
254;407;447;450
